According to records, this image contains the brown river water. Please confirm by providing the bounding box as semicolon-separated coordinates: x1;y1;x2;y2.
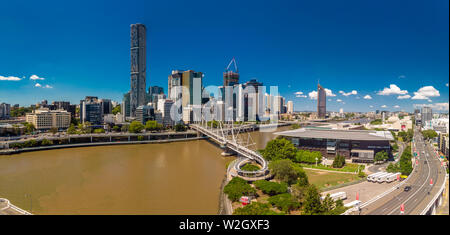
0;126;290;214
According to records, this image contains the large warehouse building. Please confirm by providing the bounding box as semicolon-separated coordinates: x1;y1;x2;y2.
275;127;394;163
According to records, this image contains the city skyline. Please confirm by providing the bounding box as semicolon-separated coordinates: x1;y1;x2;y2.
0;0;448;113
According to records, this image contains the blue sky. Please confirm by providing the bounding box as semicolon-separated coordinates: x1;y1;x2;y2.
0;0;448;112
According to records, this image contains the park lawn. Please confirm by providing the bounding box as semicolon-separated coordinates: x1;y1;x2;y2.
298;163;363;173
304;169;360;189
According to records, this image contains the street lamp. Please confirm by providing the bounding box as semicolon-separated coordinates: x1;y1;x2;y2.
315;157;318;167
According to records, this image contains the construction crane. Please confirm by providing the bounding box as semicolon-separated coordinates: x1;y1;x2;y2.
225;57;238;73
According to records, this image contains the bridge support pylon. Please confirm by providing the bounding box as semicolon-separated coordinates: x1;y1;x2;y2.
220;145;236;156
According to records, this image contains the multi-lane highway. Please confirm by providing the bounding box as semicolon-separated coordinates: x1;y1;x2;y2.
356;127;446;215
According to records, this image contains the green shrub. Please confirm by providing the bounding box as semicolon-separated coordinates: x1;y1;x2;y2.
40;139;53;146
240;163;260;171
224;177;256;202
268;193;301;213
233;202;284;215
253;180;288;196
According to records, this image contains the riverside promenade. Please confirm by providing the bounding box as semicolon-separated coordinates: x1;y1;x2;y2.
0;131;204;155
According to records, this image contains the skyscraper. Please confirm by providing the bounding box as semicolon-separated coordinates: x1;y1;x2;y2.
317;84;326;119
223;58;239;87
130;23;147;117
421;106;433;127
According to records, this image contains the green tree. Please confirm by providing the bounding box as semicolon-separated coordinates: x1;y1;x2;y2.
261;138;297;161
112;125;120;132
332;155;346;168
422;130;438;140
233;202;284;215
41;139;53;146
93;128;105;133
121;125;129;132
399;145;413;175
268;159;300;185
174;123;187;132
137;135;144;141
145;120;163;132
129;121;144;133
24;122;36;134
268;193;301;213
67;124;76;135
302;184;324;215
291;123;301;129
374;151;388;164
223;177;256;202
253;180;288;196
112;105;121;115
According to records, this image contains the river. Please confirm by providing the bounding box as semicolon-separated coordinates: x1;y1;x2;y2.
0;125;291;214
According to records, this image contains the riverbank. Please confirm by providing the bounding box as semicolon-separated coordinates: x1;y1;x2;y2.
0;136;208;155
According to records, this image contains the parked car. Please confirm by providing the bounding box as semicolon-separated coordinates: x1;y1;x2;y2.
404;186;412;192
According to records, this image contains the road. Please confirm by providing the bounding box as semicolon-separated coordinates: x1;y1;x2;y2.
357;127;446;215
367;142;405;174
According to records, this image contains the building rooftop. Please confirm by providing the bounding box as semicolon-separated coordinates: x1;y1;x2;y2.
275;127;394;141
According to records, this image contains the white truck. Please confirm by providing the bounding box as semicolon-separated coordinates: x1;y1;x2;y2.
376;172;392;183
367;172;384;182
321;192;347;201
344;200;361;208
385;172;400;183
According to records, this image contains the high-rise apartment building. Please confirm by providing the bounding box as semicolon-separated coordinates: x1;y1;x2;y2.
130;23;147;117
317;84;326;119
0;103;11;120
80;96;103;125
421;106;433;127
287;101;294;114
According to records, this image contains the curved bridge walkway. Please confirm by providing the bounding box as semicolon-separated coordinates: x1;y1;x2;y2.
190;123;271;180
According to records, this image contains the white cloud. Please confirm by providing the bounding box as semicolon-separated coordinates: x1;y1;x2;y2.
381;105;387;108
35;83;42;87
43;85;53;89
308;91;318;100
398;75;406;79
295;91;306;98
308;88;336;100
0;75;22;81
397;95;411;99
414;103;449;111
30;75;45;80
411;86;440;100
377;84;408;95
446;83;449;87
336;99;343;102
339;90;358;96
363;95;372;100
369;105;374;108
394;105;400;108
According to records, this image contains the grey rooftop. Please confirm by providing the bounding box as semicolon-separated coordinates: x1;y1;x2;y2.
274;128;394;141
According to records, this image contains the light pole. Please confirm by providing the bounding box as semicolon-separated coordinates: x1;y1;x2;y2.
315;157;318;167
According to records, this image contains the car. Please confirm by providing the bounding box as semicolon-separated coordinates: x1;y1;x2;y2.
404;186;412;192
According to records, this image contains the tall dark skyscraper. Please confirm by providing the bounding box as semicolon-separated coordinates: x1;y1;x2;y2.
130;23;147;117
317;84;326;119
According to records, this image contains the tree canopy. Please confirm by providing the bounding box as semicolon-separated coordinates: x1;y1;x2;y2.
261;138;297;161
